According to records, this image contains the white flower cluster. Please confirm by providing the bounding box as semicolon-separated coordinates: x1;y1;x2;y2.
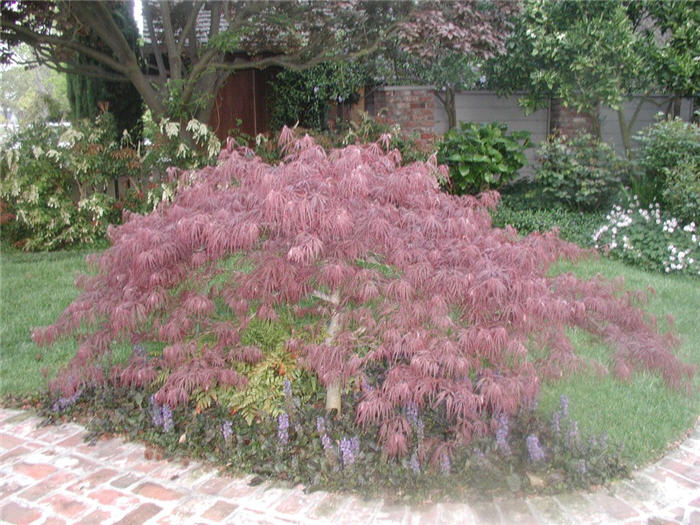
593;198;699;276
666;244;695;273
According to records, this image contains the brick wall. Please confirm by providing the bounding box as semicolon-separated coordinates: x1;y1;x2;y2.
365;87;436;139
549;99;598;137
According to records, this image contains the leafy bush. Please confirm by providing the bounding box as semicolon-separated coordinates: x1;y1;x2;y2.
0;117;122;250
0;113;221;250
633;117;700;224
534;133;630;212
437;121;530;195
270;62;370;131
340;112;434;164
592;198;699;277
34;128;693;472
491;196;603;248
250;113;434;168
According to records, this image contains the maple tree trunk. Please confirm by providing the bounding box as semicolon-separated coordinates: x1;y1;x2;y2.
323;291;342;415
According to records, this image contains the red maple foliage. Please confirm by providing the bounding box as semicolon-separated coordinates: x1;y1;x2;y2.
34;129;695;457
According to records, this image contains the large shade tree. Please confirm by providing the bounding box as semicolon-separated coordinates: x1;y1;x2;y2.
1;0;507;131
397;1;519;130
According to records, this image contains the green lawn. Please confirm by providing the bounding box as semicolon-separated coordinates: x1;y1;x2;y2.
1;246;698;468
0;247;90;396
539;258;700;466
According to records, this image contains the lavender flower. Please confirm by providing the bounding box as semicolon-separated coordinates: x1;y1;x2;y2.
51;389;83;413
316;416;326;435
575;459;587;475
340;436;359;468
496;413;511;454
409;451;420;474
222;420;233;443
321;434;334;455
162;405;174;432
560;394;569;419
150;395;163;427
526;434;545;462
439;452;451;474
282;379;292;399
278;413;290;445
551;410;561;435
405;401;418;426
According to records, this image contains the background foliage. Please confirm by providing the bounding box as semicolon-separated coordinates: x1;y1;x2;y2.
437;121;530;195
534;133;631;212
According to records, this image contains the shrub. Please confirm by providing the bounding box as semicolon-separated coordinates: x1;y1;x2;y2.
251;113;434;168
534;133;630;212
0;117;122;250
0;113;222;250
491;197;603;248
632;117;700;225
35;128;693;468
437;121;530;195
269;62;369;131
44;383;626;498
592;198;699;277
340;112;434;165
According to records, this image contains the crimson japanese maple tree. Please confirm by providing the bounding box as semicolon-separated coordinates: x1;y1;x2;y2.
34;129;694;458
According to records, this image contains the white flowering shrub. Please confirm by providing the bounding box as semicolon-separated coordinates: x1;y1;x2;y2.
0;118;122;250
1;114;222;250
593;198;699;276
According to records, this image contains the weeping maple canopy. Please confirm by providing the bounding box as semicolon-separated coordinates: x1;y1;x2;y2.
34;128;694;458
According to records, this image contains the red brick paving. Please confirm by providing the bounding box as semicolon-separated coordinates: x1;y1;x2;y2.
0;408;698;524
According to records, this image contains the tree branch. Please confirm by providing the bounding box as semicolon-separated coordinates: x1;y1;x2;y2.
159;0;181;79
177;1;205;58
143;0;168;81
1;18;128;74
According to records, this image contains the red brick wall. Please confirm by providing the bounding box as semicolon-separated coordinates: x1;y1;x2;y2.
549;99;598;137
365;87;436;139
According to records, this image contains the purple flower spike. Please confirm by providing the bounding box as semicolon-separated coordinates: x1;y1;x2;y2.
162;405;174;432
278;413;290;445
150;395;163;427
340;437;358;468
222;420;233;443
496;413;511;454
409;451;420;474
526;434;545;462
560;394;569;418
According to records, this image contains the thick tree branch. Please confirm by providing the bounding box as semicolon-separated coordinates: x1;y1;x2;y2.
143;1;168;80
177;1;205;58
1;18;128;74
159;1;181;79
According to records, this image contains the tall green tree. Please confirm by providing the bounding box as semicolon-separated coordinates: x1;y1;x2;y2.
396;1;519;130
485;0;699;150
0;46;69;131
65;1;143;135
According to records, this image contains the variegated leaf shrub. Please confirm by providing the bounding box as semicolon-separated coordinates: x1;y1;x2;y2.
34;127;694;464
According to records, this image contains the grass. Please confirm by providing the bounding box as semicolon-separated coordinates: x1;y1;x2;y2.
539;257;700;467
1;244;698;469
0;246;91;396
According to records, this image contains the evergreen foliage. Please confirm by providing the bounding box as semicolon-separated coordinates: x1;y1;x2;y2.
34;128;695;461
65;3;143;136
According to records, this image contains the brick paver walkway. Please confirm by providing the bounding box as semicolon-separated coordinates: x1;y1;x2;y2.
0;408;698;524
